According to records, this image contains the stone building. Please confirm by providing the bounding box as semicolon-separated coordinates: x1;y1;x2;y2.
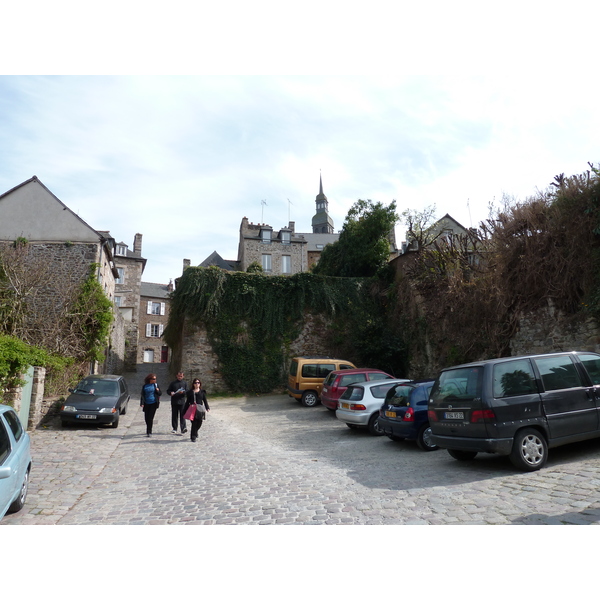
112;233;147;370
138;281;173;364
0;176;124;374
199;176;340;274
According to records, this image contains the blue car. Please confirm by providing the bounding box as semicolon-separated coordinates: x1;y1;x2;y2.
0;405;32;519
378;380;438;451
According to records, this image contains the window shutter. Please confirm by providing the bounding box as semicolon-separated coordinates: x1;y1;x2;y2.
147;301;152;314
160;302;166;315
146;323;151;337
159;324;164;336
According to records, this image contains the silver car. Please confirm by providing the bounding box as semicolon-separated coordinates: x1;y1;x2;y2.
336;378;410;435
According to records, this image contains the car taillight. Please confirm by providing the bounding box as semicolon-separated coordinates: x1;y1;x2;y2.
351;404;366;411
471;409;496;423
403;407;415;422
427;410;438;421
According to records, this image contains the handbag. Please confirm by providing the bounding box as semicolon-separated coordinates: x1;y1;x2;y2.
183;404;196;420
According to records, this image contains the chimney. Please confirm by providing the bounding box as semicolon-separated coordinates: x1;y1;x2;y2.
133;233;143;254
288;221;295;233
167;279;174;292
183;258;191;271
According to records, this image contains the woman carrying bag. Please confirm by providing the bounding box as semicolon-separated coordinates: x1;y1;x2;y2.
140;373;162;437
183;378;210;443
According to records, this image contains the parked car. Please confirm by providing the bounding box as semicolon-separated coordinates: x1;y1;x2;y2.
60;374;130;428
321;368;394;411
0;405;32;519
378;380;437;450
336;379;410;435
287;356;356;407
428;351;600;471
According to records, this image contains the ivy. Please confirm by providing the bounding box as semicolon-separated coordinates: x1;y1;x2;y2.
72;264;114;363
165;267;365;393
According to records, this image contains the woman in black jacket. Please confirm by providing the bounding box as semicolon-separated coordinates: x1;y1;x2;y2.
183;378;210;442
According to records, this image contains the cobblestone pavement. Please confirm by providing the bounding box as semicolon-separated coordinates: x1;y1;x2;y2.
3;363;600;525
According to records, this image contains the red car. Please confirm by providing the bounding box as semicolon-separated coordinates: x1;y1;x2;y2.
321;368;394;410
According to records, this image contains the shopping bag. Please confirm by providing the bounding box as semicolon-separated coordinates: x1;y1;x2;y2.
183;404;196;420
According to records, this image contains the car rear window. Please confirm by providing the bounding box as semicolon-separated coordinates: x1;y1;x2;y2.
431;367;483;402
534;355;582;391
341;386;364;401
323;371;337;385
386;384;412;405
340;373;366;386
369;372;391;381
493;358;537;398
289;361;298;376
370;382;398;399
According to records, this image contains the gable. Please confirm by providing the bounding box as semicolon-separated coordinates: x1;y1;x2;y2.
0;177;101;243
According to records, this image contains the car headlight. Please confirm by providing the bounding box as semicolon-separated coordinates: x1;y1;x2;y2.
62;405;77;412
99;407;117;413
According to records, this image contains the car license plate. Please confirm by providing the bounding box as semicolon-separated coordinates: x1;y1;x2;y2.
444;411;464;420
77;414;97;419
341;402;350;409
385;411;396;418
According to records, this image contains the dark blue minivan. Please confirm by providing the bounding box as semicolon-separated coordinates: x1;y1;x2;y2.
378;380;437;451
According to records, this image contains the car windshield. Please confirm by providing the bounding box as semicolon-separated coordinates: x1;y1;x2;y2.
74;379;119;396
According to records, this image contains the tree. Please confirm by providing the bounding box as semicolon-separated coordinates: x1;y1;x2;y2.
313;199;398;277
401;204;438;249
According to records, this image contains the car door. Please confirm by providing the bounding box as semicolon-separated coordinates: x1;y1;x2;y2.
533;354;599;439
0;415;17;516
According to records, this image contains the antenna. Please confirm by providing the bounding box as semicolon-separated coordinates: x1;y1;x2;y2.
261;199;267;223
287;198;293;222
467;198;472;227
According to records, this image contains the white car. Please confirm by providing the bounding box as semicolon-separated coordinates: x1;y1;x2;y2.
336;378;411;435
0;405;32;519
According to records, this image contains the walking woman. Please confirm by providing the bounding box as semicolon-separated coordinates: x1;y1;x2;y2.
183;378;210;442
140;373;162;437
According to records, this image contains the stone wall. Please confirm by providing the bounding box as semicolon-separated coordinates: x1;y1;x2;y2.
510;304;600;356
179;312;333;394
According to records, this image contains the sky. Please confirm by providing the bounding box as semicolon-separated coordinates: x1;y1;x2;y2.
2;2;600;286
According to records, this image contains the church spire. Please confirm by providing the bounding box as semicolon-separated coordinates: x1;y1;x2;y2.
312;173;334;233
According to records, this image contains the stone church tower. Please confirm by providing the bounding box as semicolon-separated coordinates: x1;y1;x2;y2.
311;174;335;234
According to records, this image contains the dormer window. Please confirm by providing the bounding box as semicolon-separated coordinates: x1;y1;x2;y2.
261;229;272;244
280;230;291;245
116;244;127;256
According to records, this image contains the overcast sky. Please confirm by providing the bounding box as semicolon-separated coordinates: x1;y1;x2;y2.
2;2;599;286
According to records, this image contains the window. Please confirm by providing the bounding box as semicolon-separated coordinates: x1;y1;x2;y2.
534;356;582;391
116;244;127;256
578;354;600;385
115;268;124;284
493;359;537;398
114;296;122;307
0;420;10;465
280;231;291;244
147;301;165;315
261;229;272;244
282;255;291;274
316;244;324;249
146;323;164;338
262;254;272;272
340;373;367;386
4;409;23;442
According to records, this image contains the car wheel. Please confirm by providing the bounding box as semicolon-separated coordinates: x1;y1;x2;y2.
448;449;477;461
416;425;439;451
111;417;120;429
510;428;547;471
386;434;404;442
7;468;29;514
301;390;319;407
367;413;384;436
121;401;128;415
